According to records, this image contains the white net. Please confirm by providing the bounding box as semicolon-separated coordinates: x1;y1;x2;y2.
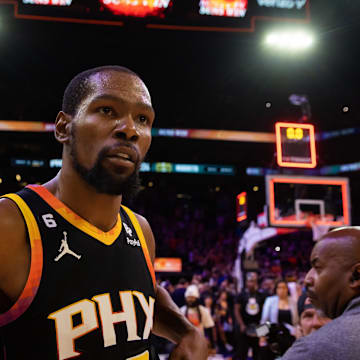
307;216;331;241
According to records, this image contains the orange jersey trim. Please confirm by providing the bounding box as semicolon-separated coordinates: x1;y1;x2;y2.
27;185;122;246
121;206;156;289
0;193;43;326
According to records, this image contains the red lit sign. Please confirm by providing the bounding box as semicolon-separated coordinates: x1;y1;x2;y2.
154;258;182;272
101;0;171;17
275;122;316;168
199;0;248;17
236;192;247;222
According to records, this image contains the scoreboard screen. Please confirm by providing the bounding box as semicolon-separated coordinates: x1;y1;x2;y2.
275;122;316;168
199;0;248;18
101;0;171;17
6;0;310;32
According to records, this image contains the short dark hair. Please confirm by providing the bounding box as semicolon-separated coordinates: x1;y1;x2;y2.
297;291;314;317
62;65;139;116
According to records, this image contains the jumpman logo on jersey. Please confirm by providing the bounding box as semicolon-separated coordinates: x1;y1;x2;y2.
54;231;81;262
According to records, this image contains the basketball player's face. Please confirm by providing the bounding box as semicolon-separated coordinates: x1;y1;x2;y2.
69;71;155;196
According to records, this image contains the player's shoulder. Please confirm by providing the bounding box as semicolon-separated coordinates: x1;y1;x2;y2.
121;205;149;227
0;196;26;236
132;210;150;228
125;208;153;236
0;197;30;312
0;196;27;256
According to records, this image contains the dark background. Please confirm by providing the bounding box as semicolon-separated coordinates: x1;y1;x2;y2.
0;0;359;223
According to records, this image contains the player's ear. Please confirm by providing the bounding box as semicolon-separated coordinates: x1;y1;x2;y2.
55;111;71;144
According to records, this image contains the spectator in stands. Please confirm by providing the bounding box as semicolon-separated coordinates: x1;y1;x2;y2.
282;228;360;359
260;277;275;297
180;284;216;353
171;278;189;308
215;290;234;356
234;272;266;360
295;277;306;300
203;293;216;317
202;293;218;355
261;280;298;335
296;292;331;338
160;279;174;296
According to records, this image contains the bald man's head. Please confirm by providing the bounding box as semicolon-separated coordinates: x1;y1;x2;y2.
319;228;360;267
304;227;360;318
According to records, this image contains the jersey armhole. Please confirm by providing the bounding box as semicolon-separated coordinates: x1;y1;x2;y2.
0;194;43;326
121;206;156;290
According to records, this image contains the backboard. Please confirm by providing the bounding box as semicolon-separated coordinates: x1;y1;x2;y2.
266;175;351;228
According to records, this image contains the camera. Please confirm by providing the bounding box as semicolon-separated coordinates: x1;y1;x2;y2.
256;322;295;356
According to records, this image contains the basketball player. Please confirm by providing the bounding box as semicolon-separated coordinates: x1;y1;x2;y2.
0;66;208;359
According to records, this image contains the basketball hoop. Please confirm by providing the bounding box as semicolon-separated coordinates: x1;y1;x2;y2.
306;215;331;241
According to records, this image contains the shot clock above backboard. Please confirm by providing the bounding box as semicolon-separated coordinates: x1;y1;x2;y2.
275;122;316;168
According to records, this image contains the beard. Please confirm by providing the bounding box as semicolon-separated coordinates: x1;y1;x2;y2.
69;127;141;200
186;300;199;308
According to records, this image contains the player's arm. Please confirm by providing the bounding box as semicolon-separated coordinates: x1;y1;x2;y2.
135;213;208;360
0;198;30;313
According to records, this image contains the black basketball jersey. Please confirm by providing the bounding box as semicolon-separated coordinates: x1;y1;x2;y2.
0;185;156;360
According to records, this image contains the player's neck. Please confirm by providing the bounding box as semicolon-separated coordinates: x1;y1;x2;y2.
44;170;122;233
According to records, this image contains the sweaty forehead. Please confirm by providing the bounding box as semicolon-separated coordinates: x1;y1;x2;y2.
89;71;151;105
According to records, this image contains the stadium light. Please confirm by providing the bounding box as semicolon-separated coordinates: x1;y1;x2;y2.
265;30;314;51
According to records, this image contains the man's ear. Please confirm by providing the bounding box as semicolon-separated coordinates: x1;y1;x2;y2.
55;111;71;144
296;324;304;339
349;263;360;289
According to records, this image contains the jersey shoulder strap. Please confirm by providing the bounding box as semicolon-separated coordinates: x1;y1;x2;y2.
0;191;43;327
121;205;156;289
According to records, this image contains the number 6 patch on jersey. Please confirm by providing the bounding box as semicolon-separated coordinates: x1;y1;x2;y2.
42;213;57;228
127;350;149;360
